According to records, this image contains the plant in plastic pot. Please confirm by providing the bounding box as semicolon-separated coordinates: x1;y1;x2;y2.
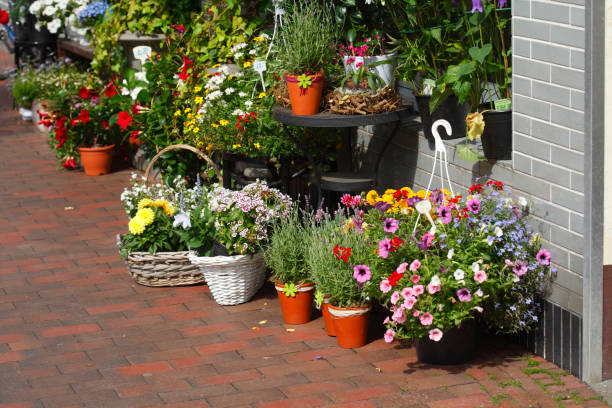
278;0;337;115
264;204;314;325
306;196;373;348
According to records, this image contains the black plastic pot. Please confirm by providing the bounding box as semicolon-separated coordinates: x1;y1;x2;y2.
481;110;512;160
210;240;230;257
415;94;470;140
415;320;477;365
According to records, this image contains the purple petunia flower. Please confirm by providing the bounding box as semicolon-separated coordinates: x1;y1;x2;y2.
536;249;551;265
353;216;363;233
457;288;472;302
353;264;371;291
467;197;481;214
437;205;452;224
471;0;483;13
498;0;508;7
374;201;391;213
383;217;400;233
406;196;421;208
431;189;444;205
378;238;391;259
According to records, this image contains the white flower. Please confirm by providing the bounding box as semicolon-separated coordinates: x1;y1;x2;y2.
475;289;483;297
232;108;244;116
430;275;441;286
244;100;253;109
471;262;481;273
173;212;191;229
130;87;143;100
249;49;257;55
494;226;503;237
47;18;62;33
224;88;235;95
233;52;244;59
43;6;57;16
447;248;454;260
518;196;528;207
454;269;465;280
134;71;148;83
238;92;248;98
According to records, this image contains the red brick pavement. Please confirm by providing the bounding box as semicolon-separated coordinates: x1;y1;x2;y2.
0;97;610;407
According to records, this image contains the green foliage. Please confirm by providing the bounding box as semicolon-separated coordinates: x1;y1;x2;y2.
263;204;310;285
9;68;39;108
277;1;338;74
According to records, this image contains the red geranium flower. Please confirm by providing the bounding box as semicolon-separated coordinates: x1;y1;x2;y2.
117;111;133;130
0;10;9;25
486;180;504;190
388;270;404;287
390;236;404;252
333;245;351;262
468;183;483;194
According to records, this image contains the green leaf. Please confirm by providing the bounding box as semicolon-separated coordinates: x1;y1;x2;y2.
469;44;493;64
456;144;485;162
430;28;442;44
444;61;476;83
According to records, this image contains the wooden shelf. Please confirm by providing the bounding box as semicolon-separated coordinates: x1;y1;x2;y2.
57;39;94;60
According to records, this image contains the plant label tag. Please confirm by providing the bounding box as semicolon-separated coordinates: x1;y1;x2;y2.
494;98;512;111
253;59;267;73
133;46;152;64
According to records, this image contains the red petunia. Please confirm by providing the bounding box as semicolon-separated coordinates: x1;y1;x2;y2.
333;244;351;262
390;236;404;252
117;111;133;130
0;10;9;25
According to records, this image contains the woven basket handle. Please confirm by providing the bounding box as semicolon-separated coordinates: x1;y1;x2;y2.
144;144;221;184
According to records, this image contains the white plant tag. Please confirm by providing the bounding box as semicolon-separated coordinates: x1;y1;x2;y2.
414;199;436;232
133;46;152;65
253;59;267;73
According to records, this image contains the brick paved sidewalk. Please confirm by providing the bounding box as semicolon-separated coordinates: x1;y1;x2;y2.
0;100;609;408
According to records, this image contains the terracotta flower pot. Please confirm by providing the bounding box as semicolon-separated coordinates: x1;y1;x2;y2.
275;282;314;325
285;74;324;116
78;144;115;176
321;297;336;336
328;303;370;348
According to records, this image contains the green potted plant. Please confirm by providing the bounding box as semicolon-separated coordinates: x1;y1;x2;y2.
9;67;39;121
278;0;337;115
306;205;373;348
264;204;314;325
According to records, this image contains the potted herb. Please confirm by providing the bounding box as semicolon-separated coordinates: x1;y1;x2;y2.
278;0;337;115
264;204;314;325
189;181;293;306
9;67;39;121
306;204;373;348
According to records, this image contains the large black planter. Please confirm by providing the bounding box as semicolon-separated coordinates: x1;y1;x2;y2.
415;320;477;365
210;240;230;257
416;94;470;141
481;110;512;161
30;26;58;44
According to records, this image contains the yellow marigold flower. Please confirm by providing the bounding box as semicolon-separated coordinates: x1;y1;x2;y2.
152;200;175;216
254;142;261;149
193;127;200;133
416;190;430;199
137;198;153;209
187;113;193;119
152;199;169;208
136;207;155;226
382;193;394;205
212;123;219;128
128;217;146;235
254;36;264;42
184;108;191;113
163;203;175;216
194;86;202;93
366;190;379;205
195;96;203;105
243;61;252;68
232;144;241;149
258;92;266;99
219;119;229;126
174;110;181;117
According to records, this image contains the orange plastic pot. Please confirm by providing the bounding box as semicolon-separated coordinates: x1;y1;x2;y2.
285;74;324;116
328;303;370;348
78;144;114;176
276;282;314;325
321;297;336;336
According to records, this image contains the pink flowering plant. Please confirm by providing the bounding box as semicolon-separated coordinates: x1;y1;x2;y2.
208;180;293;255
342;180;552;343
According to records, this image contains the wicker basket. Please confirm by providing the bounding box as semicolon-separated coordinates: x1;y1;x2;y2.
117;144;220;287
117;234;205;287
188;251;266;305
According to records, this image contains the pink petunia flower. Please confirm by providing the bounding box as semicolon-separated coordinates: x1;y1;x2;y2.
380;279;392;293
390;291;400;305
467;197;481;214
378;238;391;259
413;310;420;317
403;295;417;310
413;285;424;296
411;274;421;284
437;205;452;224
419;312;433;326
383;316;390;324
474;270;487;283
429;328;443;342
409;259;421;271
513;260;528;276
457;288;472;302
536;249;551;265
397;262;408;274
383;217;400;233
392;307;406;323
427;281;441;294
401;287;414;299
384;329;395;343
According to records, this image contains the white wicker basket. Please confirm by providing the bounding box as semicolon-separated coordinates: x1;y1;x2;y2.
188;252;266;305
